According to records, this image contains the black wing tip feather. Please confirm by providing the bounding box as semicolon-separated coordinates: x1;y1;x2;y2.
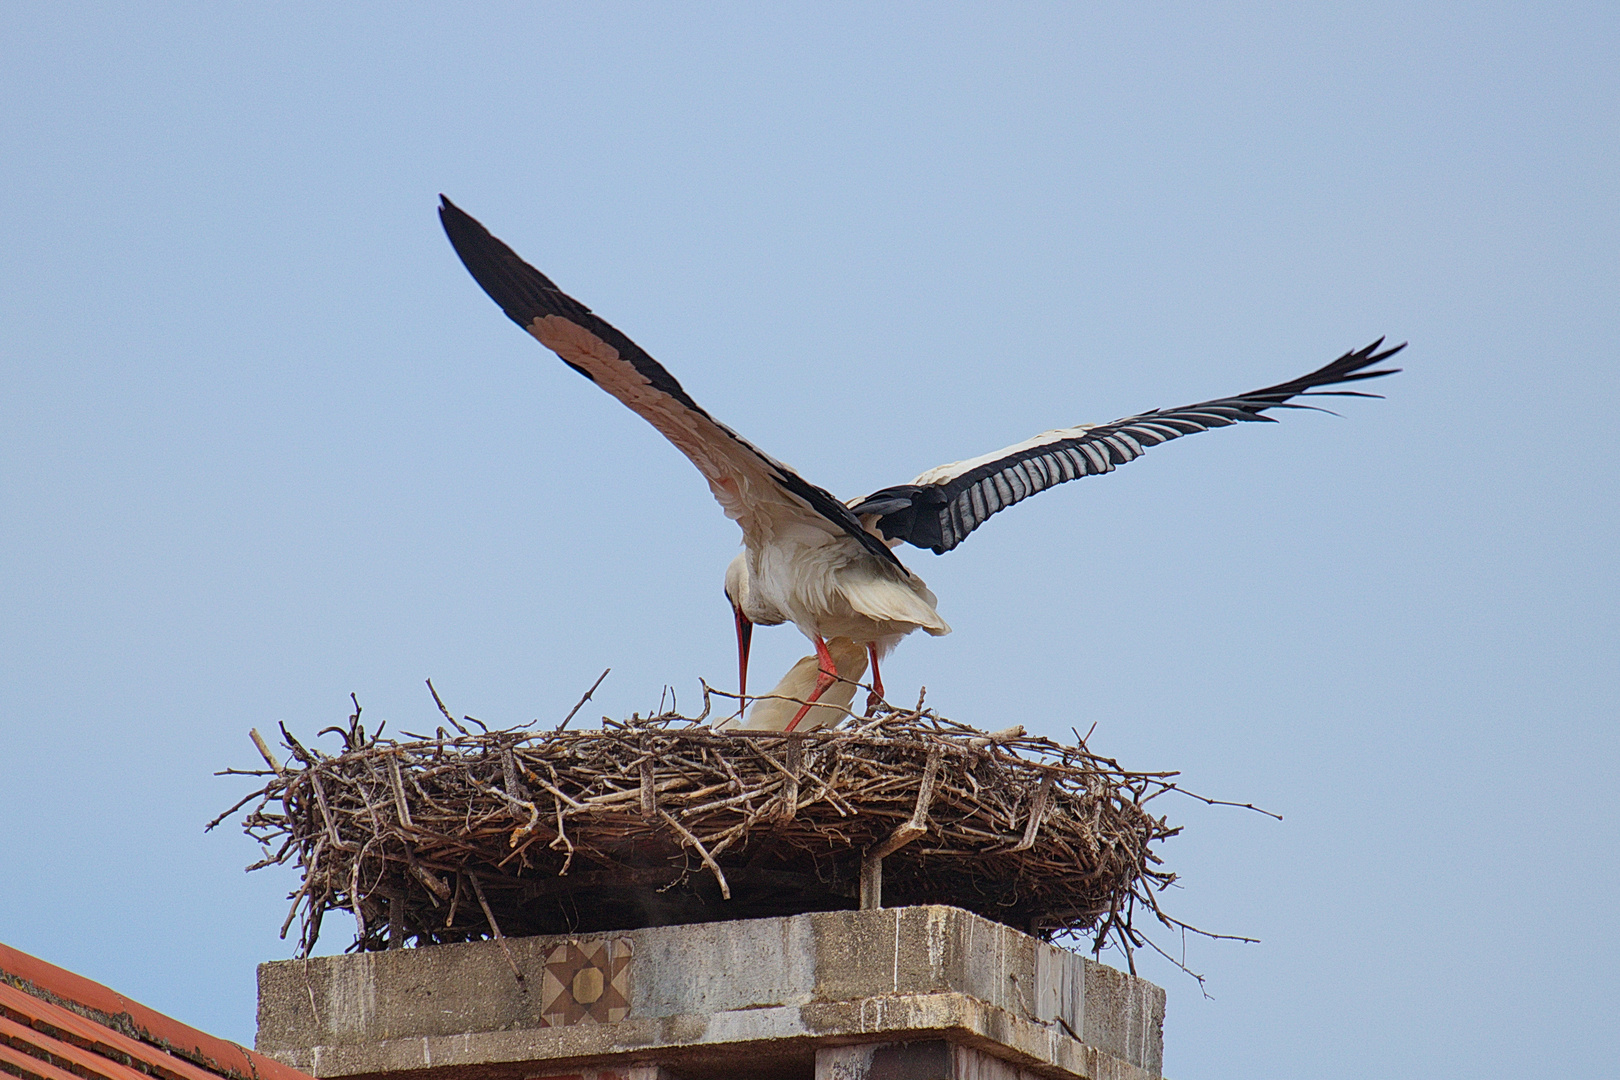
869;336;1406;554
437;195;488;257
1313;337;1405;384
1227;338;1404;412
437;198;525;318
437;197;486;257
437;196;497;246
437;196;578;331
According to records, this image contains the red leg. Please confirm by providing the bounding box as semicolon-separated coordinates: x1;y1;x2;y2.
865;643;885;713
784;636;839;732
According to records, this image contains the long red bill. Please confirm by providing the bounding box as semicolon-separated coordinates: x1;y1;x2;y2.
733;604;753;709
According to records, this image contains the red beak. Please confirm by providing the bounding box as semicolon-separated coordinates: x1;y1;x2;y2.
733;603;753;708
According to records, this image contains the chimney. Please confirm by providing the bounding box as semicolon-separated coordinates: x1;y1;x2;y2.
256;906;1163;1080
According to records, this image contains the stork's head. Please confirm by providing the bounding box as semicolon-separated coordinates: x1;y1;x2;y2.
724;553;753;711
723;551;749;611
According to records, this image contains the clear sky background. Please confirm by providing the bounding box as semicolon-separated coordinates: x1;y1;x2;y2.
2;4;1615;1077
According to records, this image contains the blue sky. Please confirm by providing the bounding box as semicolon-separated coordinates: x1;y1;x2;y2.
2;4;1616;1077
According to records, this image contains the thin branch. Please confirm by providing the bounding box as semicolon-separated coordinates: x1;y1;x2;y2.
558;668;611;731
467;873;524;985
1161;783;1283;821
658;809;730;900
425;679;469;735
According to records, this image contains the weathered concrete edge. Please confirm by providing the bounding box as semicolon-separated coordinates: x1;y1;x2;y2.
269;991;1153;1080
257;906;1163;1074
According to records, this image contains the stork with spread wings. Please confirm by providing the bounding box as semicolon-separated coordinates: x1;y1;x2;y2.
439;197;1402;730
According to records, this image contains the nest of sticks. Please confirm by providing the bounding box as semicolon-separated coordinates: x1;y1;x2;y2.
216;690;1213;965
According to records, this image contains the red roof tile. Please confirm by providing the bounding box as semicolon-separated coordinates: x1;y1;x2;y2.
0;943;311;1080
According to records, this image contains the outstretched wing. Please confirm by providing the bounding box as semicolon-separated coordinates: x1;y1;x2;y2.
850;340;1404;554
439;197;900;568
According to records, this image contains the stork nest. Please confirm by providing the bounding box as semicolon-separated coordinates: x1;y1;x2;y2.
215;696;1197;959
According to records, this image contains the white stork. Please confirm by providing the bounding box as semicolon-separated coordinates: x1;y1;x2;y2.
438;198;1402;731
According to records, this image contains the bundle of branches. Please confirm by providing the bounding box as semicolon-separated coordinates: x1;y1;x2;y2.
216;695;1206;966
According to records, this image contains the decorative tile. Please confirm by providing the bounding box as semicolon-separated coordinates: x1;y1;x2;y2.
538;938;632;1026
